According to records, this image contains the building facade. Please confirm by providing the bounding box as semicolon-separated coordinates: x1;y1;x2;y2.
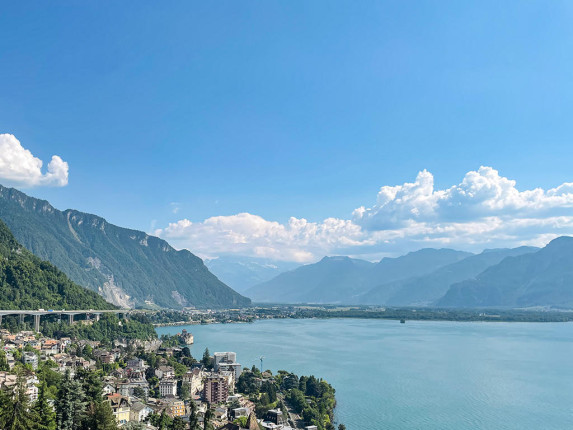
159;378;177;397
203;375;229;404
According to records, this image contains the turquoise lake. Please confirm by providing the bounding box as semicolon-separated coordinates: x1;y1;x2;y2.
156;318;573;430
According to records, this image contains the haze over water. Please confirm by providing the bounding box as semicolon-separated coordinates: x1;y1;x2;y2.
157;318;573;430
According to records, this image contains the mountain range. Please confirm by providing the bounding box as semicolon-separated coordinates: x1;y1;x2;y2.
0;185;250;309
242;241;573;309
0;219;115;310
363;246;538;306
245;248;472;304
438;237;573;308
245;256;376;303
2;183;572;311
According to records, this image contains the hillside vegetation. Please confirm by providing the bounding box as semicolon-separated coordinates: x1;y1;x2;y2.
0;219;115;310
0;185;250;309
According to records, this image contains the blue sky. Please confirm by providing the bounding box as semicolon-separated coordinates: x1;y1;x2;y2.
2;1;573;261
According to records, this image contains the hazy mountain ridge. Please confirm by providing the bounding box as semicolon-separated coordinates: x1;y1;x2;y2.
245;249;471;304
205;256;300;293
244;242;573;309
245;256;375;303
438;237;573;308
363;246;539;306
0;185;250;309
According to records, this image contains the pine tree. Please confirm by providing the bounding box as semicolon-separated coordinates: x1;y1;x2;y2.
151;411;172;430
0;373;37;430
0;388;12;426
33;381;56;430
83;400;118;430
179;382;190;400
76;368;103;403
188;400;200;430
203;407;214;430
171;417;186;430
201;348;212;369
0;351;9;371
55;371;87;430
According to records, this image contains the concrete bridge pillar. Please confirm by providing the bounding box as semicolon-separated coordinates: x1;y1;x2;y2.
19;314;24;325
34;314;41;332
94;313;101;322
0;314;2;327
68;314;74;325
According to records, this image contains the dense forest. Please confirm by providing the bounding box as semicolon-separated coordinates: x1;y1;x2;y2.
41;313;157;343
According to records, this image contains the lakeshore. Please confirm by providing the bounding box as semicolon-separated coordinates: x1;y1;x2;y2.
0;315;339;430
148;305;573;327
157;318;573;430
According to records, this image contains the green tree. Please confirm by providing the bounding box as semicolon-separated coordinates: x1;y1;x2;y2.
338;425;347;430
83;400;118;430
0;350;10;371
76;368;103;403
170;416;186;430
201;348;212;369
188;399;200;430
298;376;307;394
123;423;145;430
149;411;172;430
286;389;306;414
261;381;277;403
133;386;146;400
237;371;259;395
281;373;298;391
55;371;87;430
0;373;37;430
203;407;214;430
233;416;248;427
179;382;190;400
33;381;56;430
36;360;62;397
83;344;94;359
302;406;320;427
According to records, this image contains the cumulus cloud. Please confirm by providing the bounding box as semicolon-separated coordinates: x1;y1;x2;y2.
353;166;573;228
155;167;573;262
0;134;69;188
156;213;371;262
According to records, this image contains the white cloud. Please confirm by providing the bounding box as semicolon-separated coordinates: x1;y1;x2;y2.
353;166;573;228
155;213;371;262
0;134;69;187
155;167;573;262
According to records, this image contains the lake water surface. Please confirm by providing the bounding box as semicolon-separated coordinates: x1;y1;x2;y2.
156;318;573;430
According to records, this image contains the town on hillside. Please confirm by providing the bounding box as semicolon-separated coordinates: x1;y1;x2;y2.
0;326;339;430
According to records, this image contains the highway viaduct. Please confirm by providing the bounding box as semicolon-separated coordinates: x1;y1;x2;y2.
0;309;138;332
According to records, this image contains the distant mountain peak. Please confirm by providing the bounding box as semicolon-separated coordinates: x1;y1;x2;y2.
321;255;352;262
545;235;573;249
438;236;573;309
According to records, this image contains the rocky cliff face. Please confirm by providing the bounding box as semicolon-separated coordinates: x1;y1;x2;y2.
0;184;250;309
